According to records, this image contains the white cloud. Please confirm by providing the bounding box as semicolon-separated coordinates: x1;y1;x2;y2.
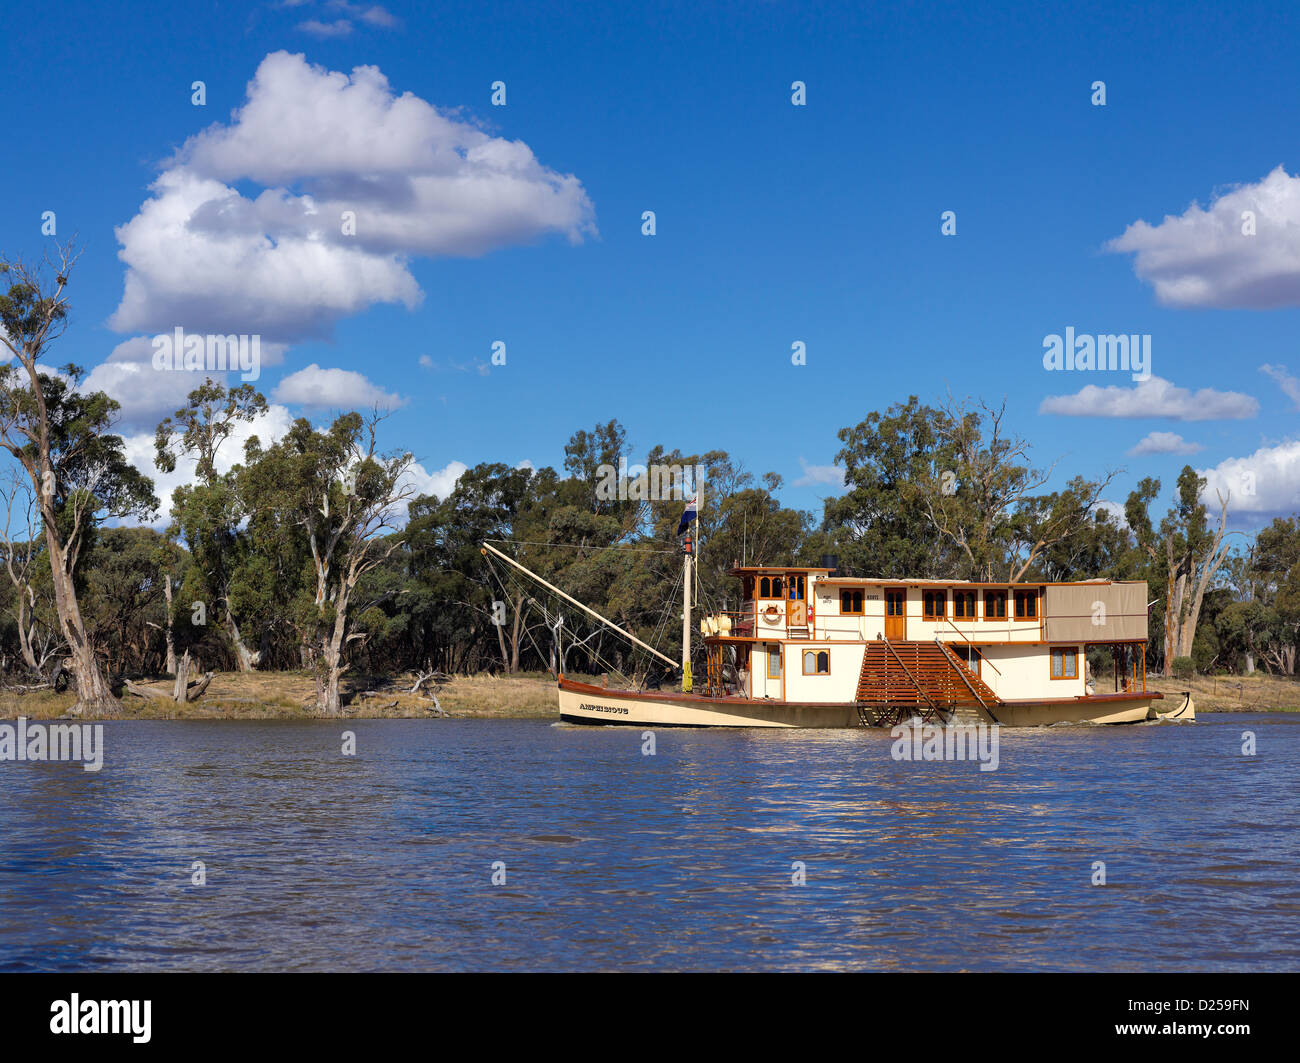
328;1;397;27
297;18;352;37
401;459;468;504
1039;376;1258;421
1260;363;1300;409
82;335;288;431
1197;439;1300;519
1128;431;1204;456
272;363;406;410
1107;166;1300;308
793;458;845;490
108;51;595;342
1090;499;1130;530
418;354;434;369
121;404;297;526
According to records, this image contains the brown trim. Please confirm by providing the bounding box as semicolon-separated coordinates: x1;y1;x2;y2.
922;589;947;621
1050;646;1079;680
983;589;1008;622
705;635;1152;649
840;588;865;614
800;647;831;676
1013;588;1039;621
766;643;782;681
814;578;1143;588
558;677;1164;709
952;589;977;621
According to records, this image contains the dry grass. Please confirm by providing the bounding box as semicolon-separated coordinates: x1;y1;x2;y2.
1149;672;1300;713
0;670;563;721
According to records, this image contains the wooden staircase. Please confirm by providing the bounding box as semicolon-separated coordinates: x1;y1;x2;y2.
855;638;1001;725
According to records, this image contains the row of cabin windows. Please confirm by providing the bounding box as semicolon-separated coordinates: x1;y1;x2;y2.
845;589;1039;620
757;575;806;600
762;645;1078;683
765;648;829;678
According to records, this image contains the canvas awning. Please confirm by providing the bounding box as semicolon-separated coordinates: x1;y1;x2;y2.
1043;581;1148;643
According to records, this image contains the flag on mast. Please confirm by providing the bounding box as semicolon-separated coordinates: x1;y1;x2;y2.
676;494;698;536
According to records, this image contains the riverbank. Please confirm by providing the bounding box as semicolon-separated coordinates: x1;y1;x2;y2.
1149;672;1300;713
0;671;562;720
4;669;1296;720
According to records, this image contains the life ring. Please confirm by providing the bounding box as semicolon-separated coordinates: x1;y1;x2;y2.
761;605;782;623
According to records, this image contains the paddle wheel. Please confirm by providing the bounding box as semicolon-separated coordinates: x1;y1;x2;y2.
853;637;1002;727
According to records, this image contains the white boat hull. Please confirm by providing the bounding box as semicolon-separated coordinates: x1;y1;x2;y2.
558;679;1165;728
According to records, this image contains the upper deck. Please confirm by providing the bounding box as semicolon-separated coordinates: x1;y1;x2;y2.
710;568;1149;646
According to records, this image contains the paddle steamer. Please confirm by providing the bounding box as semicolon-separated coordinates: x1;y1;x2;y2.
482;539;1193;729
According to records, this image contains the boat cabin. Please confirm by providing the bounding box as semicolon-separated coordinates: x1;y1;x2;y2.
700;567;1151;708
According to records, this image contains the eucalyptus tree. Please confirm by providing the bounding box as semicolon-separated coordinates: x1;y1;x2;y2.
823;396;958;578
0;470;61;673
154;379;268;670
240;411;413;714
1126;467;1234;674
0;247;156;712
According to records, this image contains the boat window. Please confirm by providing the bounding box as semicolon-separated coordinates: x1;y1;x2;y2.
1014;589;1039;620
772;576;784;598
953;591;976;619
759;576;771;598
802;649;830;675
840;589;864;614
767;646;782;679
788;575;805;600
1051;647;1078;679
984;590;1007;620
922;590;946;620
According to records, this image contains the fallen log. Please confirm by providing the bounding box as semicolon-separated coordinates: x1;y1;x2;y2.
188;671;215;700
124;679;171;701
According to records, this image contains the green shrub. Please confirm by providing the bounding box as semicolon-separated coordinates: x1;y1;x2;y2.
1171;656;1194;679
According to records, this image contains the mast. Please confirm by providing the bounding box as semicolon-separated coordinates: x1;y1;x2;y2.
682;531;693;693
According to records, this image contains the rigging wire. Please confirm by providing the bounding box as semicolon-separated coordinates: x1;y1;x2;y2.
482;551;652;686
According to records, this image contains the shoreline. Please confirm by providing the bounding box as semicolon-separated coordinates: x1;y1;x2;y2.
2;670;1296;722
0;671;562;722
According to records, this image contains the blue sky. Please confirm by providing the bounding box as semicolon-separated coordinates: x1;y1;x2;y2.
5;0;1299;531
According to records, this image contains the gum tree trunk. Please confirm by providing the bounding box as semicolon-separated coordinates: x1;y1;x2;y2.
42;502;120;716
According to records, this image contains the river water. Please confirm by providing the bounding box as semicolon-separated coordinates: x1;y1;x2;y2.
0;713;1296;971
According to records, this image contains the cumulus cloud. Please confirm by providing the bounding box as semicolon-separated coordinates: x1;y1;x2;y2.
1260;363;1300;409
1107;166;1300;308
272;363;406;409
1128;431;1204;456
83;335;288;431
401;459;469;504
1039;376;1258;421
1090;499;1130;530
1197;440;1300;519
793;458;845;490
108;50;595;343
